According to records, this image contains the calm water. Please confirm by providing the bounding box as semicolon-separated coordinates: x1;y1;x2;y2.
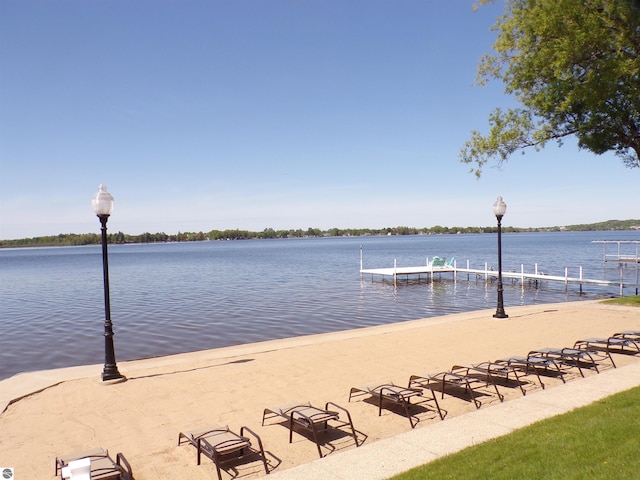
1;231;638;380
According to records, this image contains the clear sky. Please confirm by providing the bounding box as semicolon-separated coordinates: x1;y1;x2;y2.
1;1;638;240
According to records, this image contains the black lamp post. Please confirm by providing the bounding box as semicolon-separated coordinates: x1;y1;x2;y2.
492;196;508;319
92;184;126;382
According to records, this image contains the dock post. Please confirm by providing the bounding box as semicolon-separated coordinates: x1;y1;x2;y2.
521;264;525;290
579;266;583;293
565;267;569;290
360;245;363;279
620;266;624;297
393;259;397;287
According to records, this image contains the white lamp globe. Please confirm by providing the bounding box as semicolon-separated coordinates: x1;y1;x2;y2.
92;184;114;216
492;196;507;217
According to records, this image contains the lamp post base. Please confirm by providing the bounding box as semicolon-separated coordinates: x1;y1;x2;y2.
102;367;126;382
100;375;127;385
493;311;509;319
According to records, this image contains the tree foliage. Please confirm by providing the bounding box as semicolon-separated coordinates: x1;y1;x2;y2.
2;220;639;248
461;0;640;176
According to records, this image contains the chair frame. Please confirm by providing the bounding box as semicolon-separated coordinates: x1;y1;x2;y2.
261;401;358;458
500;353;570;384
178;425;269;480
55;447;132;480
574;335;639;356
614;330;640;341
529;347;615;377
492;357;547;390
348;382;443;428
410;367;503;410
466;361;541;396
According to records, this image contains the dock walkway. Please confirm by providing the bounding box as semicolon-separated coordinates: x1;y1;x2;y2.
360;260;629;295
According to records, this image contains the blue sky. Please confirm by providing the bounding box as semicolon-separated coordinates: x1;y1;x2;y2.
1;1;638;240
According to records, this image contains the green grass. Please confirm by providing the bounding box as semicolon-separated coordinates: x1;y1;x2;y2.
390;386;640;480
601;295;640;306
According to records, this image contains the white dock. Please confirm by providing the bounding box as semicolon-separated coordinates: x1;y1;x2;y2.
360;256;630;296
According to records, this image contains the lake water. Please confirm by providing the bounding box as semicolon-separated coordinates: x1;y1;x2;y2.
1;231;638;380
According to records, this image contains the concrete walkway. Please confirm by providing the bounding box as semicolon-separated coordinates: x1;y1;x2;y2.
268;362;640;480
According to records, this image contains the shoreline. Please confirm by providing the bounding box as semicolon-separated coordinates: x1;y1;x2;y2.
0;304;531;411
1;300;639;479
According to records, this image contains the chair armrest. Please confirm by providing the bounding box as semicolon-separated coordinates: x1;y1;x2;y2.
116;452;133;480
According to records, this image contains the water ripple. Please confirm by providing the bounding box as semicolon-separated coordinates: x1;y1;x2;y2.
1;233;637;379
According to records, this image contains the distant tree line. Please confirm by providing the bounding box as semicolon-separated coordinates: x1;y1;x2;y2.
1;219;638;248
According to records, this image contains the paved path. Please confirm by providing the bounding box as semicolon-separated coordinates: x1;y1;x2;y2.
268;362;640;480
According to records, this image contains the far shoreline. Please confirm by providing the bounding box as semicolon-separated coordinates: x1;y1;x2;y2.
2;221;639;248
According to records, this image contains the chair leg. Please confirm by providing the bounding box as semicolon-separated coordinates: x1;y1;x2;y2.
607;350;617;368
468;384;481;409
310;422;323;458
241;426;270;476
196;438;203;466
489;377;504;402
327;401;360;448
345;410;359;446
510;368;527;396
403;400;416;428
288;416;294;444
427;387;444;420
215;465;223;480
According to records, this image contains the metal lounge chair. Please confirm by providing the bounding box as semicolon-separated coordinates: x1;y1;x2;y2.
573;330;640;354
614;330;640;340
529;347;615;377
410;366;503;409
613;331;640;350
178;424;269;480
261;401;359;458
498;353;570;384
348;381;443;428
463;360;540;396
492;357;546;390
55;447;132;480
574;335;638;356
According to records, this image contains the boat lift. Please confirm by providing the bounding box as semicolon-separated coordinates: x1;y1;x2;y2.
592;240;640;295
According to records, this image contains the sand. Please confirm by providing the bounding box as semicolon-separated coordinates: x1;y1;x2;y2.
0;300;638;479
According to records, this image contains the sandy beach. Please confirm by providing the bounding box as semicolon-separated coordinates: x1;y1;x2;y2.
1;300;639;479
